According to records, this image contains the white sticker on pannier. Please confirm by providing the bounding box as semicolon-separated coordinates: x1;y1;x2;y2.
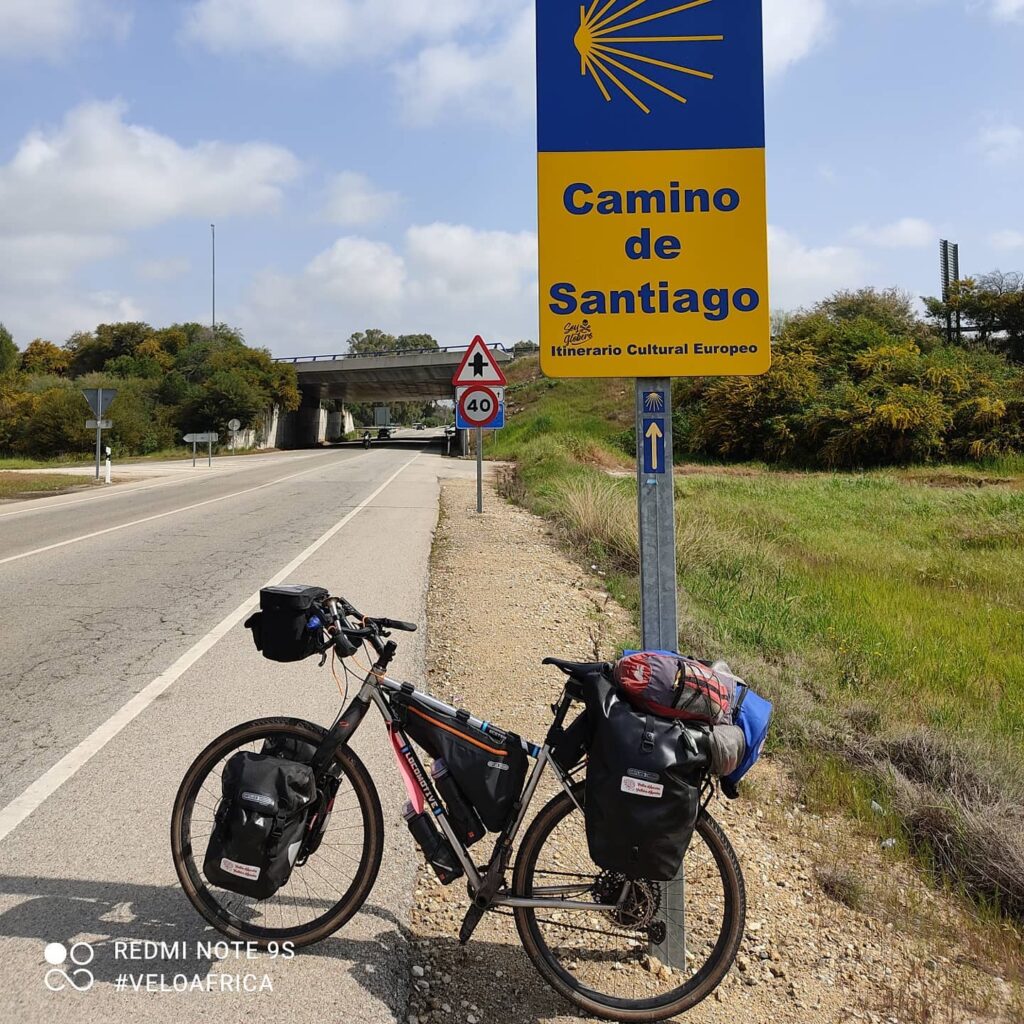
621;776;664;798
220;858;261;881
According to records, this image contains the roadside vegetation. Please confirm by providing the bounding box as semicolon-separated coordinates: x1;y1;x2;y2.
0;320;300;460
491;284;1024;931
0;471;101;500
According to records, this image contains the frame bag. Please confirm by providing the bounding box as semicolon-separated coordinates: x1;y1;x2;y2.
244;585;328;663
393;693;527;832
203;751;316;899
584;673;708;881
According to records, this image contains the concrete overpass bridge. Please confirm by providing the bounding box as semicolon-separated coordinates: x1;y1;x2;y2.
270;344;514;447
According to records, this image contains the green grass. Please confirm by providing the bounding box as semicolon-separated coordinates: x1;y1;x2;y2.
0;472;101;499
0;446;269;470
492;355;1024;921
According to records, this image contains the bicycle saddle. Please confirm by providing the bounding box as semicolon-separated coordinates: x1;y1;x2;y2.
542;657;611;677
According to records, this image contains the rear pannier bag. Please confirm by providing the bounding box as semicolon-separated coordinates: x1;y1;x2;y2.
203;752;316;899
614;651;730;724
244;585;328;663
584;672;708;881
393;694;527;832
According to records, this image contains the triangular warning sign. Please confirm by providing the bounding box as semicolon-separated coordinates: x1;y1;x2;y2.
452;335;508;387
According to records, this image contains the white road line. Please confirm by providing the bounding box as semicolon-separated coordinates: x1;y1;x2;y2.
0;452;328;520
0;451;376;565
0;453;421;844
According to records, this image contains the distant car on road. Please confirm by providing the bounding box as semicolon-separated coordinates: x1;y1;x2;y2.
415;423;425;430
377;426;392;439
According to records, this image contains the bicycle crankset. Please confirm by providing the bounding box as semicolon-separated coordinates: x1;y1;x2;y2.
592;870;662;929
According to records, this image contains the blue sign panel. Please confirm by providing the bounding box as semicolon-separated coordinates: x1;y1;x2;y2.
536;0;766;155
456;401;505;431
642;417;667;474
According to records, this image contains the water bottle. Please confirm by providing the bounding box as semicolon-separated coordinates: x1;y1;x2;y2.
402;801;463;885
431;759;484;848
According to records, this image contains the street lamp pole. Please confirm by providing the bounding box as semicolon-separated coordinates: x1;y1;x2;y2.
211;223;216;332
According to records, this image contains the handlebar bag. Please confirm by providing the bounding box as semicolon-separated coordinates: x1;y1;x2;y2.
392;694;527;832
203;751;316;899
583;672;709;881
245;585;328;662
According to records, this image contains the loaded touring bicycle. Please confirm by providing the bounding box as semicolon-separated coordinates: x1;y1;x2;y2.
172;585;761;1021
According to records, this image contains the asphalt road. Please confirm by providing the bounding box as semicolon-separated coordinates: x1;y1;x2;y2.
0;447;474;1023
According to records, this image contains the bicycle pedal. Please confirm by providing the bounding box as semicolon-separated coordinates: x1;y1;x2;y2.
458;904;485;945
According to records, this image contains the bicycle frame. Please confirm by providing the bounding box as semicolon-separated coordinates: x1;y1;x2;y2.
310;652;623;916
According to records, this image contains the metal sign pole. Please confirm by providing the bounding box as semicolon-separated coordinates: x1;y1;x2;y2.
635;377;684;971
94;387;103;480
476;427;483;513
208;439;212;467
192;441;197;468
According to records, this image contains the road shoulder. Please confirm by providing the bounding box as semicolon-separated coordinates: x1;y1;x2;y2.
407;477;1020;1024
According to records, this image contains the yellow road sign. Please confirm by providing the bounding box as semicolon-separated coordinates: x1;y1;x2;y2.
536;0;770;378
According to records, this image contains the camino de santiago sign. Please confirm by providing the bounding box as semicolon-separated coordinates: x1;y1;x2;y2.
536;0;771;377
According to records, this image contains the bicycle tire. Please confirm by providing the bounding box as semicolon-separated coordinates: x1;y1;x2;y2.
171;717;384;947
512;785;745;1022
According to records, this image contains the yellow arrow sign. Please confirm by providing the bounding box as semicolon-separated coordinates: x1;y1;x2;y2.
645;421;664;471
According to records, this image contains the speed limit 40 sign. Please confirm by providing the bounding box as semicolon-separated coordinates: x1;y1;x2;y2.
456;385;504;429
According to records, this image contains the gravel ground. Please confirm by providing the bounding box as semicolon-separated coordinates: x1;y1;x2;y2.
404;478;1021;1024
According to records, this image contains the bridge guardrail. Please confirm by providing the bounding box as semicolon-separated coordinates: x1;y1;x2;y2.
276;344;511;364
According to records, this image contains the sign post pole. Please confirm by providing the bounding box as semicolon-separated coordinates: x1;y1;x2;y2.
94;387;103;480
476;427;483;513
208;439;213;468
192;441;197;468
635;377;684;970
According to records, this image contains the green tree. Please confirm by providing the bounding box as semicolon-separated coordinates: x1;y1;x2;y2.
21;339;71;376
924;271;1024;362
0;323;17;375
20;387;91;457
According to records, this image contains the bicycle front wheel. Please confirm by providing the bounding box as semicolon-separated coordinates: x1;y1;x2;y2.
512;785;745;1022
171;717;384;947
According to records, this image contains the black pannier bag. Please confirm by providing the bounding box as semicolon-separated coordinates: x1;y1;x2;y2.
584;672;709;881
203;751;316;899
244;585;328;663
260;735;341;861
393;693;527;832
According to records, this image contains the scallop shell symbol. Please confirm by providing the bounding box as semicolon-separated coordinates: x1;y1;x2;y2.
573;0;724;113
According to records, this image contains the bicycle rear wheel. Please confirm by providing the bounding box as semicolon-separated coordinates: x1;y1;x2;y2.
512;785;745;1022
171;717;384;947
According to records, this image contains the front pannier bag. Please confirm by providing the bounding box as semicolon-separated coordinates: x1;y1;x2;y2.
584;673;708;881
244;585;328;662
203;751;316;899
393;694;527;832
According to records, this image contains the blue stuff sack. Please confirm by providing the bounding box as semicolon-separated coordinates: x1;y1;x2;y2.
721;684;772;799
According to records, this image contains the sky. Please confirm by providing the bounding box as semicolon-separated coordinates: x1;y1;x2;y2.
0;0;1021;357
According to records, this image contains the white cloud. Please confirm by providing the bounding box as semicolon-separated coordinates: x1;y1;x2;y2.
323;172;400;227
394;5;534;123
136;257;192;281
306;237;407;304
0;101;301;344
769;226;872;309
850;217;935;249
183;0;503;65
0;0;129;58
977;121;1024;164
991;228;1024;250
762;0;830;78
990;0;1024;22
0;100;301;234
239;222;538;354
